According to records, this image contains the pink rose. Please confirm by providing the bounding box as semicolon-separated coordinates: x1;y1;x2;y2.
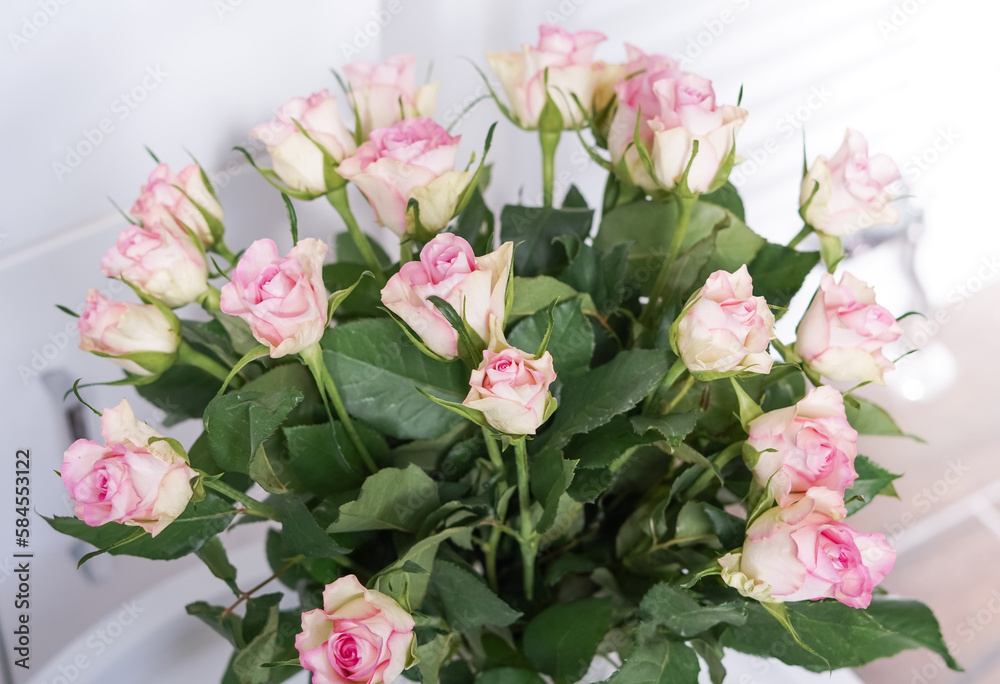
338;118;471;237
220;238;329;358
671;265;775;379
344;54;438;138
251;90;357;195
801;129;901;236
719;488;895;609
608;46;746;193
101;221;208;308
78;289;179;375
795;272;902;386
61;399;196;537
296;574;415;684
464;336;557;436
130;162;223;247
746;386;858;506
381;234;513;359
487;25;607;128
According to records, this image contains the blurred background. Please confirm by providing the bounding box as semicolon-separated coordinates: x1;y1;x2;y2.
1;0;998;682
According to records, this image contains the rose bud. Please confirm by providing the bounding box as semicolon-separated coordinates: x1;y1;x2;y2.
607;46;746;194
487;24;607;129
463;320;557;436
719;487;896;609
795;272;902;386
746;386;859;506
296;574;415;684
101;220;209;308
670;265;776;379
78;289;180;375
801;129;902;236
130;162;224;247
220;238;329;358
251;90;357;195
61;399;197;537
344;54;439;138
338;117;471;237
381;234;513;360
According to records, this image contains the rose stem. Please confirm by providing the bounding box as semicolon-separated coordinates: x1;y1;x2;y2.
787;224;812;249
540;129;560;207
212;240;238;265
484;430;509;593
177;341;235;384
660;373;696;415
681;442;744;502
514;438;537;601
326;186;386;282
635;193;697;345
300;344;378;475
221;555;303;618
202;478;279;521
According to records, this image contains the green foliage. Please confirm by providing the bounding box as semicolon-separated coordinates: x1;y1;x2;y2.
500;204;594;277
523;598;614;684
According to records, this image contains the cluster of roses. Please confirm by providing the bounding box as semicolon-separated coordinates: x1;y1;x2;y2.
58;23;912;684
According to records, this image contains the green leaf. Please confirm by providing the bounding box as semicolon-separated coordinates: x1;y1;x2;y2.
328;270;374;322
334;231;392;270
845;455;902;515
321;319;468;440
186;601;244;648
720;597;962;673
845;397;922;441
500;205;594;277
322;262;386;320
730;378;764;432
570;414;657;470
558;239;631;315
429;560;522;630
372;527;470;611
476;669;545;684
278;495;350;558
136;363;223;426
215;345;270;396
327;465;440;533
507;299;595;378
232;595;281;684
510;276;596;317
595;199;765;300
631;412;698;450
746;242;820;317
640;583;746;638
534;349;670;455
203;388;304;474
523;598;614;684
452;185;495;253
196;536;239;593
283;422;368;496
530;449;578;534
603;634;701;684
700;181;745;222
417;633;455;684
44;493;236;561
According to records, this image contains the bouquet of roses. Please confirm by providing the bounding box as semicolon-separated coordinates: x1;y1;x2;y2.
49;25;959;684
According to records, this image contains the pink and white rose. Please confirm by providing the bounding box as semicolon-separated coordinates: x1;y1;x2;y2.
672;265;775;379
608;46;746;193
381;234;512;360
464;332;557;436
344;54;438;138
338;117;471;237
251;90;357;195
130;162;223;247
801;129;901;236
795;272;902;386
220;238;329;358
101;221;209;308
487;25;607;129
61;399;197;537
746;386;858;506
296;574;415;684
78;289;179;375
719;488;895;609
